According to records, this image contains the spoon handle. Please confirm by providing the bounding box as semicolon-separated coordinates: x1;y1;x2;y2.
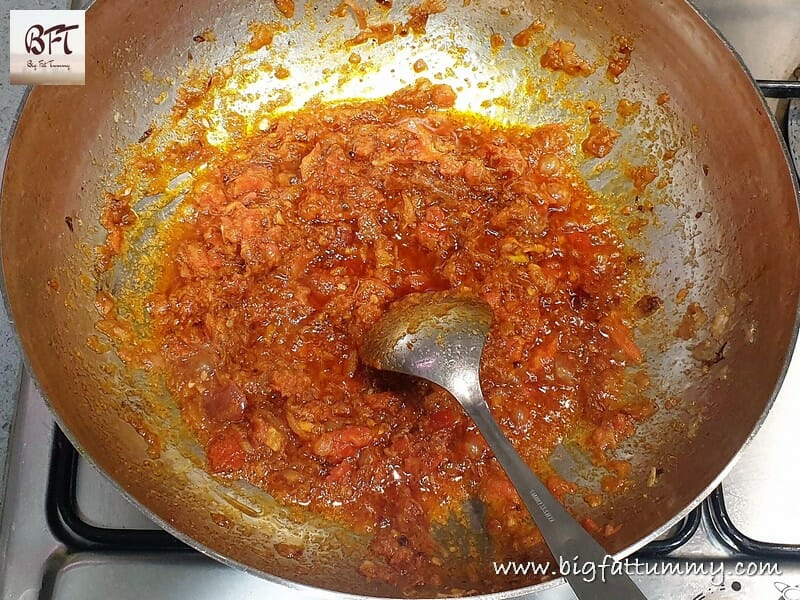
464;395;648;600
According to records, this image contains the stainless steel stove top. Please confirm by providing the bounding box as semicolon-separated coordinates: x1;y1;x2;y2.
2;2;800;599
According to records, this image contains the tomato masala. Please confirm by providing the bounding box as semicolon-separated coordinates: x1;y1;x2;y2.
134;79;649;589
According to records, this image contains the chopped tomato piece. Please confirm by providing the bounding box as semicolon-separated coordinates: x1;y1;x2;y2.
207;428;245;473
312;426;375;463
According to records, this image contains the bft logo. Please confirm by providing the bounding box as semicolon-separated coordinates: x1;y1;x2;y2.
9;10;85;85
25;23;80;56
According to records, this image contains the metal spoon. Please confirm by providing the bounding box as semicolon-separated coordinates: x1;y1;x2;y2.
361;291;648;600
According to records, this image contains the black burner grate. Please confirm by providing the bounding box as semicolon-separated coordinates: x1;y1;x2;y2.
758;80;800;99
636;508;702;558
47;428;189;552
708;488;800;558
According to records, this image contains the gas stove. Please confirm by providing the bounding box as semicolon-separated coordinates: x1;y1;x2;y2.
2;2;800;599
